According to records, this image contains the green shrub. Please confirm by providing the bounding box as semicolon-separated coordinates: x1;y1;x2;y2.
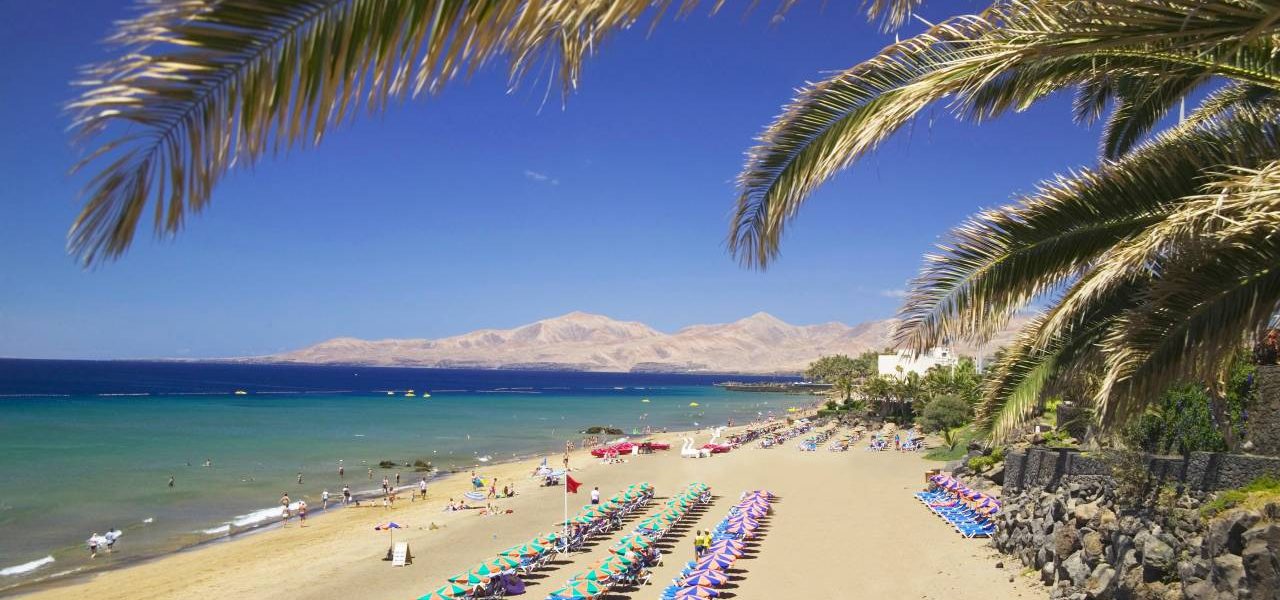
967;455;996;472
919;395;972;433
1201;475;1280;519
413;459;433;472
377;460;396;469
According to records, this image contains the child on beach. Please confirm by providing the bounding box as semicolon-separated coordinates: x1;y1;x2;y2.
322;489;330;509
298;500;307;526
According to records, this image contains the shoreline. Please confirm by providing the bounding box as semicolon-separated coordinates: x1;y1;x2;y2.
2;417;798;598
9;413;1041;600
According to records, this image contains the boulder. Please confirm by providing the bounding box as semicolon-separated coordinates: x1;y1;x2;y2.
1056;523;1082;559
1206;510;1261;556
1242;523;1280;599
1097;507;1119;534
1042;560;1057;586
1211;554;1246;595
1074;501;1101;527
1081;530;1105;561
1062;551;1091;588
1141;535;1176;582
1085;564;1116;600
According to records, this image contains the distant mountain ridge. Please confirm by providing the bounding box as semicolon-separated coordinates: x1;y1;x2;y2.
256;311;1020;374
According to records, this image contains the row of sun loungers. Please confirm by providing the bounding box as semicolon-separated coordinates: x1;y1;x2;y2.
659;490;775;600
546;483;712;600
756;421;813;449
418;483;655;600
797;426;838;451
866;431;925;451
915;474;999;538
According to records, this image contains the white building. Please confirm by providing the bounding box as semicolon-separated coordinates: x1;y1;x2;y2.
877;347;958;379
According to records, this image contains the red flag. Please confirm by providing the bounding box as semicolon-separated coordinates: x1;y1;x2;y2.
565;475;582;494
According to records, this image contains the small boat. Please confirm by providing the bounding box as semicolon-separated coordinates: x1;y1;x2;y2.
641;398;650;403
477;455;492;463
233;390;247;395
405;391;416;397
386;391;394;395
422;391;431;398
688;402;699;407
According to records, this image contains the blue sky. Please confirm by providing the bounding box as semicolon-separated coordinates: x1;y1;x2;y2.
0;1;1104;359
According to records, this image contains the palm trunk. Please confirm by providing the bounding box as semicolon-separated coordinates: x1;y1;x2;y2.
1208;392;1240;452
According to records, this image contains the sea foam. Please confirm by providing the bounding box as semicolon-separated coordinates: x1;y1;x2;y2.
0;556;54;577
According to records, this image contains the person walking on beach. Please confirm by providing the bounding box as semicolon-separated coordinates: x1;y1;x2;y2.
280;492;291;526
322;489;330;510
342;485;351;505
418;478;428;500
488;478;497;499
395;472;401;486
297;500;308;527
381;476;390;494
590;487;600;505
88;532;101;558
104;528;122;553
692;530;704;558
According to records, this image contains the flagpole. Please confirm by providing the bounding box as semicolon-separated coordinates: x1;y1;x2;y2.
568;457;573;537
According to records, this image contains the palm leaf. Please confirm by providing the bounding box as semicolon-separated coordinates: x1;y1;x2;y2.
730;0;1280;269
1097;162;1280;425
71;0;791;265
895;105;1280;352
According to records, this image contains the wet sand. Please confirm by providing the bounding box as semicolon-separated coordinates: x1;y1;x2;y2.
18;429;1041;599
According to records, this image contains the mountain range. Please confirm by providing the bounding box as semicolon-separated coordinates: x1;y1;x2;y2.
253;311;1022;374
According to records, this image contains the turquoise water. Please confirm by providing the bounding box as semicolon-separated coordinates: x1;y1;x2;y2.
0;365;805;593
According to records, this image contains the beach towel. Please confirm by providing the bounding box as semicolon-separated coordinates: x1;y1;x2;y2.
500;573;526;595
464;491;487;502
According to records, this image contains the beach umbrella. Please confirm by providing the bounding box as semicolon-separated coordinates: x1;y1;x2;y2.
549;579;605;598
374;521;403;550
708;540;744;551
498;543;541;558
447;571;489;586
471;562;502;577
535;532;560;545
696;553;736;570
418;583;469;599
578;566;614;582
600;555;632;570
672;585;721;598
682;570;729;587
722;522;754;536
487;556;521;569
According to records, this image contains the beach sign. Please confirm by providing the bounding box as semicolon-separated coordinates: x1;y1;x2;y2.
392;542;411;566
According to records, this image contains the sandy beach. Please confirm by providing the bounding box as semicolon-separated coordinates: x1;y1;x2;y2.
17;427;1040;600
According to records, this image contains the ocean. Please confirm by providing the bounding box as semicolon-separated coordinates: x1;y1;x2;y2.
0;359;802;593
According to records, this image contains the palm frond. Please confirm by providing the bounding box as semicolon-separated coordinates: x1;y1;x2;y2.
730;0;1280;269
895;105;1280;352
70;0;773;265
1100;74;1205;159
1097;161;1280;425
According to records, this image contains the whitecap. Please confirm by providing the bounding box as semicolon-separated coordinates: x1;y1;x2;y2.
0;556;54;577
201;524;231;536
142;517;154;524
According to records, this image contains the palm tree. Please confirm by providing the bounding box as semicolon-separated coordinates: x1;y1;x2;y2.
723;0;1280;445
66;0;915;265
